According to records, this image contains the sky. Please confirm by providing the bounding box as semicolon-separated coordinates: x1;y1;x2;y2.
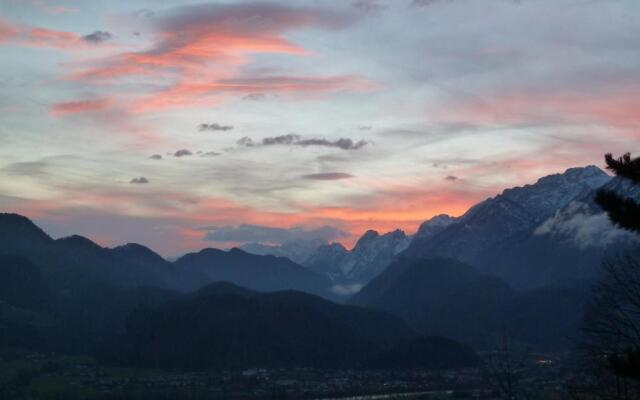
0;0;639;256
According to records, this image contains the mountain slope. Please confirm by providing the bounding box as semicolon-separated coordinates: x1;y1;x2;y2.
239;238;327;265
0;256;50;310
304;229;411;286
402;166;613;289
412;214;457;242
351;257;588;350
405;166;610;263
351;257;516;346
0;214;171;290
479;175;638;289
304;242;350;280
174;247;331;296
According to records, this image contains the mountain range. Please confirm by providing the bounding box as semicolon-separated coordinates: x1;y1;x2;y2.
1;164;638;365
305;229;411;287
240;229;411;289
240;165;633;292
402;165;635;289
0;213;332;297
344;165;640;349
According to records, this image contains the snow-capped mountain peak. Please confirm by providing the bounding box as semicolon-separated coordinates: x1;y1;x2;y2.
403;165;613;281
413;214;458;242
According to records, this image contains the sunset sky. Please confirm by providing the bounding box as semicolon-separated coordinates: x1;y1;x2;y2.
1;0;638;256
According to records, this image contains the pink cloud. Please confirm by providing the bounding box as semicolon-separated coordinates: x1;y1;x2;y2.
131;75;370;113
0;17;84;48
65;3;367;113
432;88;640;137
24;0;78;15
0;19;20;43
26;27;80;48
51;99;111;115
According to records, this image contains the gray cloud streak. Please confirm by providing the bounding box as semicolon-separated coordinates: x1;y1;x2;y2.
174;149;193;157
198;123;234;132
82;31;112;43
302;172;354;180
237;134;369;150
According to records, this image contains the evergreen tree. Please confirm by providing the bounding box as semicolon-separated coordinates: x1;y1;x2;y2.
595;153;640;232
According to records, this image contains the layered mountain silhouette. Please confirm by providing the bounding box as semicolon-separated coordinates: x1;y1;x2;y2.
1;164;637;368
0;213;331;296
0;252;478;370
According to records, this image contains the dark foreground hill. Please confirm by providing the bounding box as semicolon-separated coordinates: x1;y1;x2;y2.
101;282;480;370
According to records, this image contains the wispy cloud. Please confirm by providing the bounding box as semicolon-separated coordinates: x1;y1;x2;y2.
201;223;348;245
